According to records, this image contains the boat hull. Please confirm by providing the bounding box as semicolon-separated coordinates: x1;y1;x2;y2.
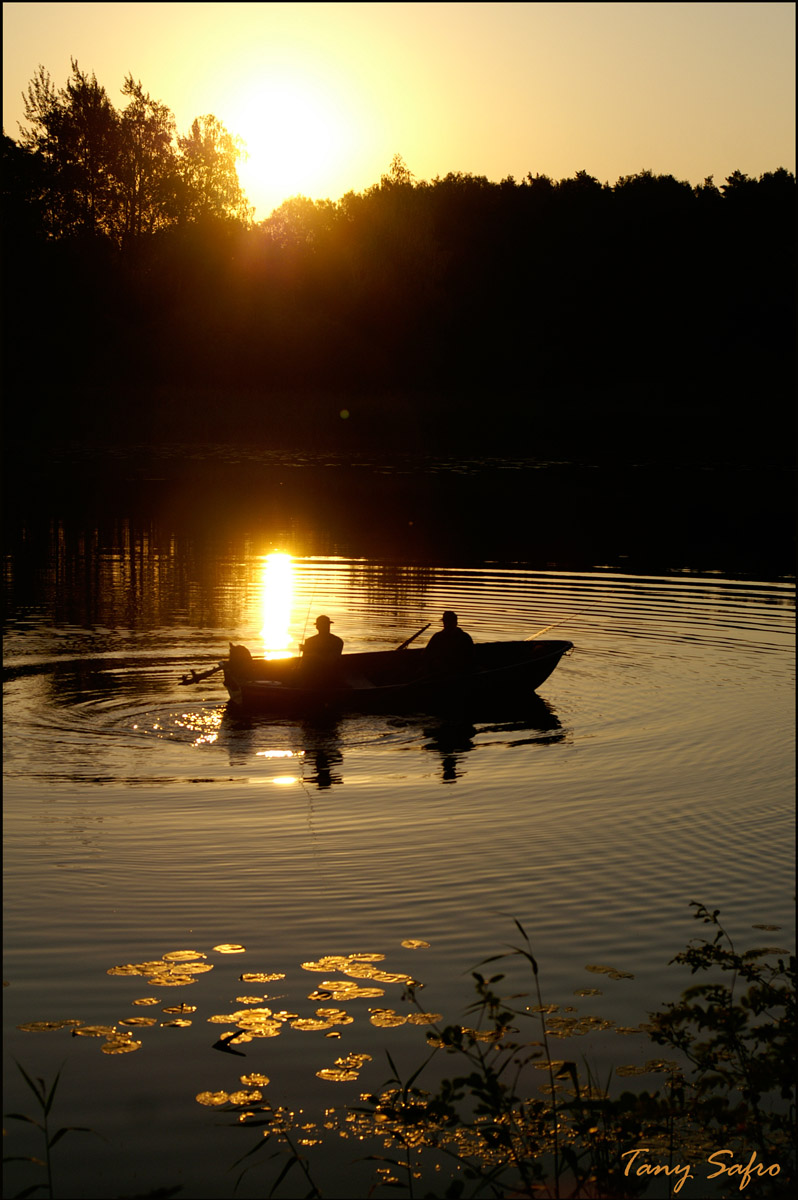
221;640;573;715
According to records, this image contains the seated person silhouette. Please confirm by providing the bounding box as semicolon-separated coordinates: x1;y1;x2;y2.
300;615;344;685
423;611;475;675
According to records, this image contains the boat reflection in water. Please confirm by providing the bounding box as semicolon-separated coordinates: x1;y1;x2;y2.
217;692;563;788
422;693;565;783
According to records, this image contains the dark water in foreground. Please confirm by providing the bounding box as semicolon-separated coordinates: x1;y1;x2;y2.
2;449;795;1198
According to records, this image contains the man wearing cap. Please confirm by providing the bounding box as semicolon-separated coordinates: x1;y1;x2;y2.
302;615;344;660
424;611;475;674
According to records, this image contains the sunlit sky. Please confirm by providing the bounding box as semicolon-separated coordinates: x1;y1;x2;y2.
3;2;795;220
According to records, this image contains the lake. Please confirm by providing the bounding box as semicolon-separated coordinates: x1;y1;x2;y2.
2;447;794;1199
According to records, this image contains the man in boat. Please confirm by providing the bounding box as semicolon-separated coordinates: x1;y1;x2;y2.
300;615;344;685
301;615;344;658
424;611;475;675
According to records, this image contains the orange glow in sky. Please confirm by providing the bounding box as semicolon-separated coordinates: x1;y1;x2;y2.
3;2;794;220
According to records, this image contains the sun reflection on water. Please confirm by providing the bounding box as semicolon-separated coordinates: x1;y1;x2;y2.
260;552;296;659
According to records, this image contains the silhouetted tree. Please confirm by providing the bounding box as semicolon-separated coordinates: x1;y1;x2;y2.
176;114;252;225
11;62;253;242
19;60;120;239
118;76;179;240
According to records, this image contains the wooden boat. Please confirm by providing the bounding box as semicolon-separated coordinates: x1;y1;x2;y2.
220;638;573;715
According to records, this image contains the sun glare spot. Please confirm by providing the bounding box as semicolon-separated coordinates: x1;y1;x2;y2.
223;74;356;216
273;775;299;787
260;552;295;658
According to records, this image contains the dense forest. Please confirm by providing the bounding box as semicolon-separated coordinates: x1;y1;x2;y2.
2;62;795;460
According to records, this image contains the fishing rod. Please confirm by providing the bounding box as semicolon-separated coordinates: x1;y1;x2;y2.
299;579;316;651
524;615;582;640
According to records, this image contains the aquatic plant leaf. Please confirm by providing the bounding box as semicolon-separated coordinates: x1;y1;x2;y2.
317;1067;359;1081
370;970;414;984
213;1027;250;1046
339;1053;372;1068
314;1007;354;1025
239;972;285;982
584;964;634;980
314;980;385;1000
131;998;161;1006
406;1012;441;1025
236;996;266;1004
213;944;246;954
162;1019;192;1027
368;1009;407;1028
162;950;207;961
545;1014;614;1038
196;1091;230;1106
461;1027;499;1043
573;988;603;997
162;1004;197;1013
102;1038;142;1054
144;974;196;987
234;1006;272;1020
17;1020;82;1032
291;1018;334;1031
118;1017;157;1026
228;1089;263;1105
752;923;781;931
401;939;430;949
240;1073;270;1086
208;1007;283;1037
73;1025;118;1037
237;1022;282;1038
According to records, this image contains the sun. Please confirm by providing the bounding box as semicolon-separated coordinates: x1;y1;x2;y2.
223;74;355;217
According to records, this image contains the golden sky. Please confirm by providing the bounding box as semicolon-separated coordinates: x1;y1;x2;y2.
3;1;795;220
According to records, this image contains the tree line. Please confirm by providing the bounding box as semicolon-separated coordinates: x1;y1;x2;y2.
2;62;795;458
4;59;251;239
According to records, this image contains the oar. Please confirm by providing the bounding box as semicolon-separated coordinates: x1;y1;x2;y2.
179;663;223;686
525;616;580;640
395;623;431;651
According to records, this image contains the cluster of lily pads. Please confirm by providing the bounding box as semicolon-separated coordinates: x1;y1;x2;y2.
14;906;792;1198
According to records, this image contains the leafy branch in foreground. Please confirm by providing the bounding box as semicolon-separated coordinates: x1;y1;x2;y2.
647;901;796;1167
3;1062;98;1199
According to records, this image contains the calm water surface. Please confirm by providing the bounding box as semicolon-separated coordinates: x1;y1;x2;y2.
3;461;795;1199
